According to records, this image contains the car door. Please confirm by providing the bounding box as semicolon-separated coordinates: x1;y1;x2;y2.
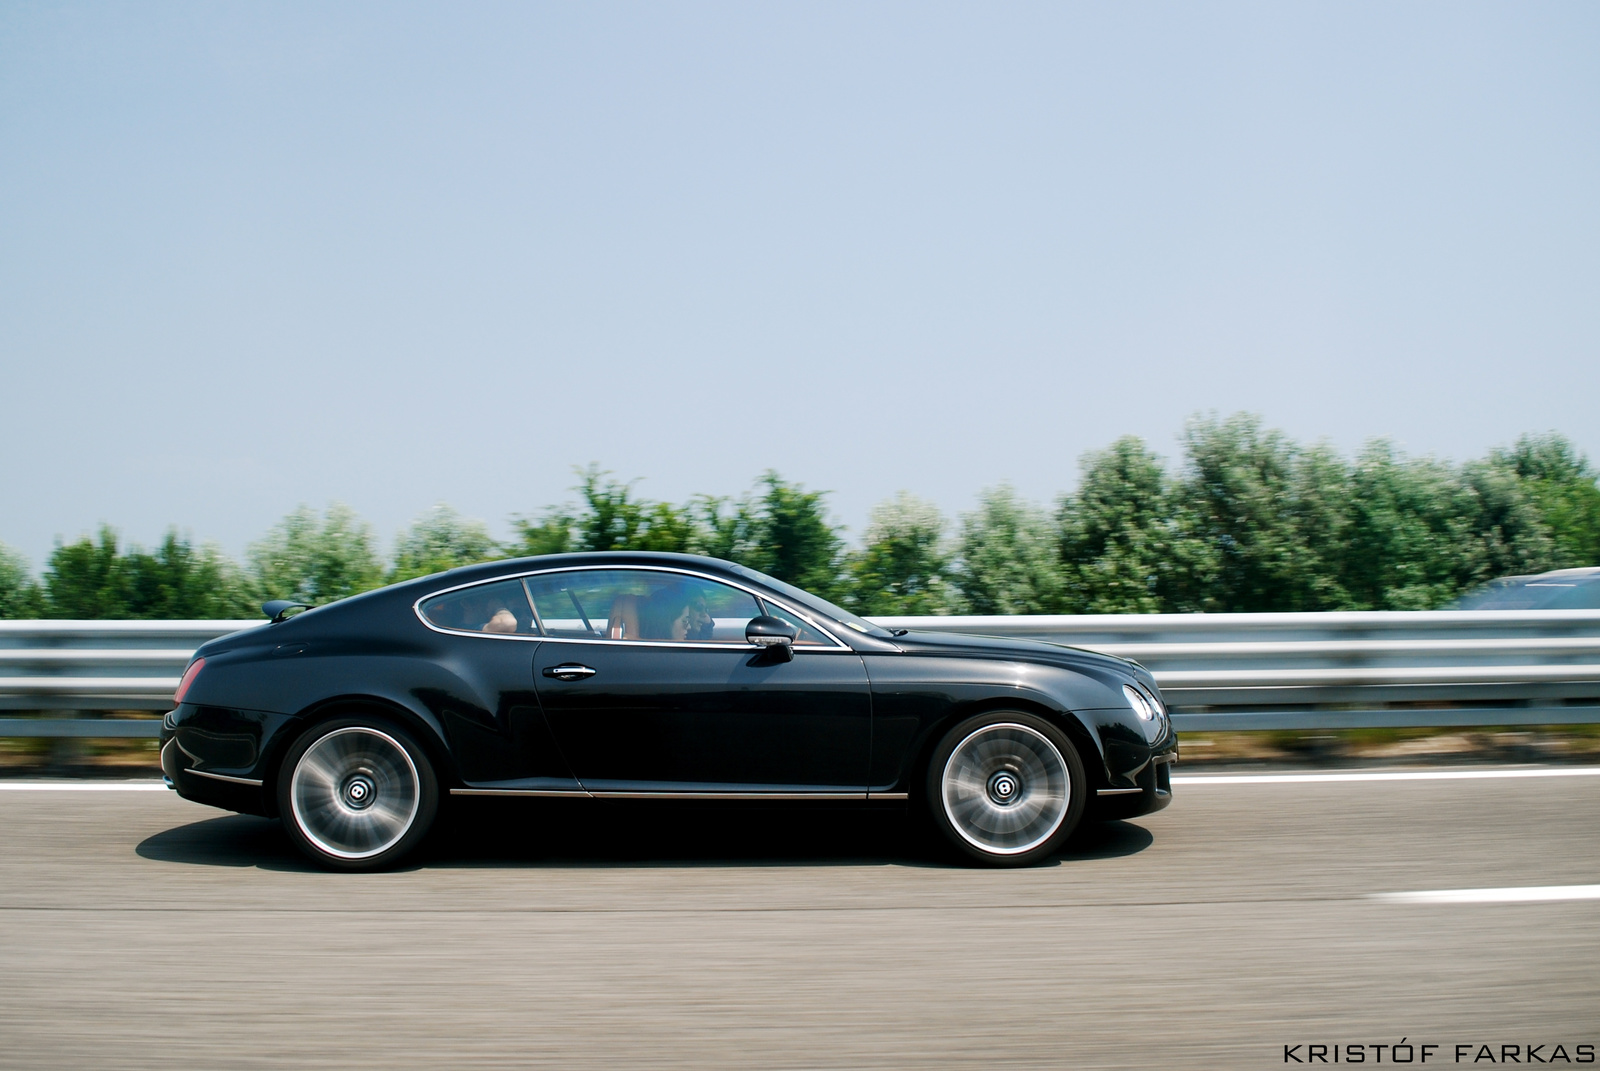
414;577;580;791
527;568;872;795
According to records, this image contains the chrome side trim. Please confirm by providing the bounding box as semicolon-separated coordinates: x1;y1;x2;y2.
1096;787;1144;797
588;790;866;800
532;635;855;653
867;792;910;801
449;788;871;800
450;788;592;798
1152;752;1178;765
186;769;265;787
412;565;852;651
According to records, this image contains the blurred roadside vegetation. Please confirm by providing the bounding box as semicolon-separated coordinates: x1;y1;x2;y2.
1174;725;1600;766
2;414;1597;620
12;725;1600;775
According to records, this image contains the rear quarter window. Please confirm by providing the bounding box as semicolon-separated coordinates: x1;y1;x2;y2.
420;579;539;635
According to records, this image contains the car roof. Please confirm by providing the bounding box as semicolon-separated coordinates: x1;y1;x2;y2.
1455;565;1600;609
397;551;753;593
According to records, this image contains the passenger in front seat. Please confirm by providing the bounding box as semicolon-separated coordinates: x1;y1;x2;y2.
641;585;696;641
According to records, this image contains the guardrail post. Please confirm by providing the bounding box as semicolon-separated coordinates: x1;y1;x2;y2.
46;710;87;770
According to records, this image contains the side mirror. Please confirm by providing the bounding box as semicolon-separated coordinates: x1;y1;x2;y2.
745;616;798;662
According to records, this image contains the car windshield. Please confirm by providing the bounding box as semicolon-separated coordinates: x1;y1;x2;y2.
729;564;897;640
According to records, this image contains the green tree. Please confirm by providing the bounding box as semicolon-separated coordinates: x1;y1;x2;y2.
1336;444;1480;609
1490;433;1600;568
528;467;697;553
1057;437;1184;613
122;532;258;617
41;527;258;619
847;493;955;615
508;509;575;557
249;504;384;605
0;543;42;619
18;417;1593;621
740;473;847;600
390;505;501;582
1173;414;1346;612
572;468;672;551
1459;457;1554;584
42;526;132;618
1286;442;1358;609
954;486;1063;614
685;494;758;562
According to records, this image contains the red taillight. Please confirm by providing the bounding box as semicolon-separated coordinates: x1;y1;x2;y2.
174;658;206;704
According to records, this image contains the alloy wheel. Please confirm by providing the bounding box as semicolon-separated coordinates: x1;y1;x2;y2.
289;726;422;860
940;721;1071;856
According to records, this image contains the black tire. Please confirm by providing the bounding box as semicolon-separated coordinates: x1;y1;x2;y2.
924;710;1087;867
276;715;439;871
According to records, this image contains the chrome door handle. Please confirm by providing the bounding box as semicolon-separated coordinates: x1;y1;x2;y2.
543;663;597;682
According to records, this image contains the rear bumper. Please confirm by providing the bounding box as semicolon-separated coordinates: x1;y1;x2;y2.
160;705;282;817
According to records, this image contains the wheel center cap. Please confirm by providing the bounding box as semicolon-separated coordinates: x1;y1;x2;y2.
987;770;1021;804
343;774;376;810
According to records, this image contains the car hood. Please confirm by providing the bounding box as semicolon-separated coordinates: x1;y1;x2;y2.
888;629;1141;677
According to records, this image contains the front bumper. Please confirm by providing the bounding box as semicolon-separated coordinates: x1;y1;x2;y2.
1089;745;1177;820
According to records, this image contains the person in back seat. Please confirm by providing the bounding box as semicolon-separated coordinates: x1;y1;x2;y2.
482;605;518;634
463;589;519;634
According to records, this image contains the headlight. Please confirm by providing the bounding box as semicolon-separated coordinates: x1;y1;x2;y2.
1122;684;1154;721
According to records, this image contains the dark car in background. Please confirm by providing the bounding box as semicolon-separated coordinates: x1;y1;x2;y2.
162;552;1176;869
1453;567;1600;610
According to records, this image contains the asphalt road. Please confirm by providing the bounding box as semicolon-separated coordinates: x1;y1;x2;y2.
1;771;1597;1070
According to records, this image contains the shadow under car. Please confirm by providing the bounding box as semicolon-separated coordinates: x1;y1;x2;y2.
137;799;1154;871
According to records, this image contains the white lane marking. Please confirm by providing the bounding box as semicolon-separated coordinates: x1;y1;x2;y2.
1374;884;1600;904
0;782;168;791
1173;767;1600;785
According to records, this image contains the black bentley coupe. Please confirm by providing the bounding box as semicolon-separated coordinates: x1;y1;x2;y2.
162;552;1176;869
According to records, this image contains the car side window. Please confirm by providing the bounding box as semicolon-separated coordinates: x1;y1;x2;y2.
419;579;539;635
522;570;763;643
755;602;833;646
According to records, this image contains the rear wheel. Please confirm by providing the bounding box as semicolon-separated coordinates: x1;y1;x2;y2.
277;716;439;871
925;711;1086;867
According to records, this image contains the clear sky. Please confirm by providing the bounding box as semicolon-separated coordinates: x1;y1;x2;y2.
3;2;1597;568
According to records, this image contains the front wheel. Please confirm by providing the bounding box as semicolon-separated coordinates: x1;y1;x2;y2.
925;711;1086;867
277;716;439;871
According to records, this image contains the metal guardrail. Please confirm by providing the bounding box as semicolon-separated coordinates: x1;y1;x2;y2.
872;610;1600;730
0;622;254;739
2;612;1599;735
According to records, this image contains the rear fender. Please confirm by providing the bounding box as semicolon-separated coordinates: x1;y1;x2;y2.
260;695;459;815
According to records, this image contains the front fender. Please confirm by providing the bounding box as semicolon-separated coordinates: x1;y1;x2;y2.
862;654;1126;791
